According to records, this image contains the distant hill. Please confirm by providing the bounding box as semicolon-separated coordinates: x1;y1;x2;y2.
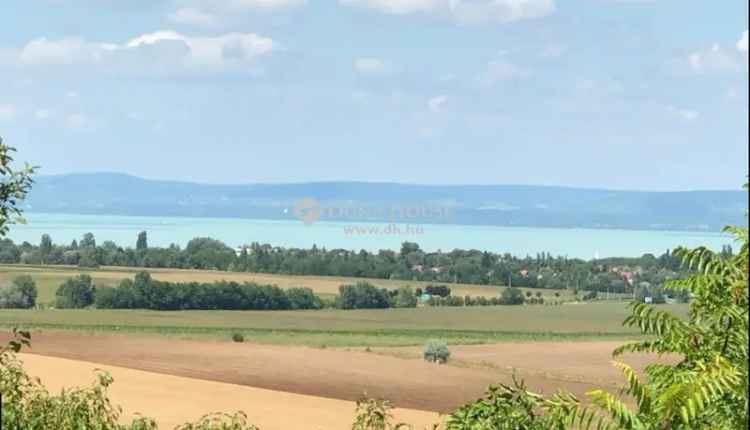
23;173;747;231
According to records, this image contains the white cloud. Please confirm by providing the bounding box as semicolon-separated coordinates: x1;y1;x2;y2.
19;37;106;65
214;0;306;10
737;30;748;54
354;57;387;74
686;43;741;74
168;8;219;26
428;95;448;113
65;113;95;130
170;0;306;23
34;109;53;120
6;30;275;75
0;104;17;122
479;60;525;85
666;106;699;122
339;0;555;24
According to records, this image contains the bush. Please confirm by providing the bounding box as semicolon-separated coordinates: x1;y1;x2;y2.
581;290;598;301
94;272;320;311
423;340;451;364
0;275;37;309
425;284;451;297
55;274;95;309
499;287;525;305
351;397;408;430
286;287;323;310
1;331;259;430
393;286;417;308
231;333;245;343
338;282;391;310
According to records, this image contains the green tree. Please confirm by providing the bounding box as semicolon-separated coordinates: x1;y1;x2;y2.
393;286;417;308
500;287;525;305
0;275;37;309
55;274;95;309
80;232;96;249
449;221;749;429
136;230;148;251
0;137;36;237
184;237;236;270
39;234;52;264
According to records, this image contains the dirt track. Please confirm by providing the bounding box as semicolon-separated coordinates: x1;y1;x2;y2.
1;331;661;414
19;354;440;430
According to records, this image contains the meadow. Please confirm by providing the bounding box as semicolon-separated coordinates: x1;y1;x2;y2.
0;301;687;347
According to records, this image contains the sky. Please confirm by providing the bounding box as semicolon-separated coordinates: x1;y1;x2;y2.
0;0;747;191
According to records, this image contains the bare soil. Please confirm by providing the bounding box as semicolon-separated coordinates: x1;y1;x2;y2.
2;331;665;414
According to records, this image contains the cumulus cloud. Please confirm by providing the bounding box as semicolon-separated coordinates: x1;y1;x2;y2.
168;8;219;26
0;104;17;122
738;30;748;54
688;43;738;73
5;30;275;76
215;0;306;10
666;106;700;122
34;109;53;120
479;60;525;85
428;95;448;112
339;0;555;24
680;31;749;75
354;57;388;74
65;113;95;131
169;0;306;24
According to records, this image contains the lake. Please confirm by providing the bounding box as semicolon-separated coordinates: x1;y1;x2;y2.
8;212;733;259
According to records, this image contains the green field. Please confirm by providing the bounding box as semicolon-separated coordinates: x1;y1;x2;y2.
0;264;584;306
0;302;688;347
0;264;661;347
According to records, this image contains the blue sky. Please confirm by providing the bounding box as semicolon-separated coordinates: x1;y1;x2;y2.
0;0;747;190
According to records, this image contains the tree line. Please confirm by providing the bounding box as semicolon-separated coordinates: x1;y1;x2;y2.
1;232;712;297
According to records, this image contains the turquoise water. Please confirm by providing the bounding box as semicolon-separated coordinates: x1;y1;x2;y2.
8;212;733;259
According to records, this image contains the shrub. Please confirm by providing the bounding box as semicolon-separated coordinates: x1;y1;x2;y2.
423;340;451;364
338;282;391;310
174;413;259;430
448;221;750;429
0;275;37;309
231;333;245;343
351;397;410;430
581;290;598;301
393;286;417;308
0;331;158;430
425;285;451;297
94;273;319;311
500;287;525;305
286;287;322;310
55;274;95;309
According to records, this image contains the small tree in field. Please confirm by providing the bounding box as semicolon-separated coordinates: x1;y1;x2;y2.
424;340;451;364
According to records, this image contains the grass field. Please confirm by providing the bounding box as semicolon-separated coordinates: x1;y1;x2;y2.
0;302;688;347
0;264;580;305
0;264;664;347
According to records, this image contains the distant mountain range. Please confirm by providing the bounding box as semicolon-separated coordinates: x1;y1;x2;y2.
23;173;747;232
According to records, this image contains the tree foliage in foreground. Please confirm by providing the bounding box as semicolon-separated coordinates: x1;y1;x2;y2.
0;138;36;238
447;221;749;430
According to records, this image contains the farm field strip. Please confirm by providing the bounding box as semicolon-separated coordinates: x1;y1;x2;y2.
0;303;687;346
19;353;441;430
7;332;649;414
0;264;578;305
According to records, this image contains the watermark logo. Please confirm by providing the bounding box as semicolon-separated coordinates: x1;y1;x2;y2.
291;196;452;236
293;197;322;225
